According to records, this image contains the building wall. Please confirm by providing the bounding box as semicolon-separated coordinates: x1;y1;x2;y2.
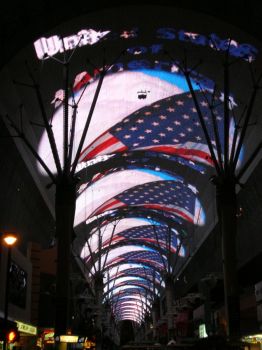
174;156;262;299
0;119;55;253
27;242;57;326
0;246;32;323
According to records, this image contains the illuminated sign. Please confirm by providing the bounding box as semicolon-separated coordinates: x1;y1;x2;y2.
60;335;79;343
34;27;257;61
42;330;54;343
34;29;110;59
16;321;37;335
199;324;208;338
241;334;262;344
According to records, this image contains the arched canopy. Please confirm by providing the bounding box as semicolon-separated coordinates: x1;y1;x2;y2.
81;222;185;263
3;5;260;325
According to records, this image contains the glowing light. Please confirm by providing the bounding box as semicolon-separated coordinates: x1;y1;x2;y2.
2;233;18;246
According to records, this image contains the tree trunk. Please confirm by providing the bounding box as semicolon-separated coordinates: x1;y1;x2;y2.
55;177;76;338
216;177;240;339
152;298;160;340
94;272;104;350
165;274;175;340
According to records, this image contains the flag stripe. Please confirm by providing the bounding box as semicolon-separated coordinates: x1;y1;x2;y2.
141;204;194;222
80;132;125;161
137;145;213;165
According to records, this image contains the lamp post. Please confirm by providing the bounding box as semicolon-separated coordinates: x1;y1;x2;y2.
1;232;18;350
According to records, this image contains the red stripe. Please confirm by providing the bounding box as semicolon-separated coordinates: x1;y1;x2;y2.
93;199;124;215
80;130;108;157
73;69;100;93
147;146;213;165
73;73;92;92
142;204;193;222
138;238;177;252
81;134;120;160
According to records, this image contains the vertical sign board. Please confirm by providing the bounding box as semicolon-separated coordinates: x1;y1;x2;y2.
255;281;262;328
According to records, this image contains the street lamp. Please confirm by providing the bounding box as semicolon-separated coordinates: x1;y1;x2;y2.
2;233;18;247
1;232;18;350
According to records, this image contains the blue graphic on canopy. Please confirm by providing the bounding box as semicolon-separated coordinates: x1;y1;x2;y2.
137;69;199;91
91;180;199;225
80;90;226;167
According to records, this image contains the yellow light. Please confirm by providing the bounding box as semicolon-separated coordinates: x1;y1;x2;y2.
60;335;78;343
8;331;16;342
16;321;37;335
2;233;18;246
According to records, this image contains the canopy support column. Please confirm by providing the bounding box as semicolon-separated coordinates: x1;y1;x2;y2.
55;177;76;347
165;273;175;340
94;272;104;350
152;298;160;340
215;177;240;339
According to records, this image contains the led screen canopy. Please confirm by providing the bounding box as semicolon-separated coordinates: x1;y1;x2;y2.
9;10;257;325
89;245;167;273
105;266;163;286
110;294;151;307
89;180;204;224
75;168;180;227
81;223;185;263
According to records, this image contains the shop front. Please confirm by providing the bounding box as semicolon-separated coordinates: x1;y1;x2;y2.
241;334;262;350
15;320;38;349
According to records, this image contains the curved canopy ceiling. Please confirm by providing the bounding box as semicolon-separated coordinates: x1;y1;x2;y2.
1;5;261;325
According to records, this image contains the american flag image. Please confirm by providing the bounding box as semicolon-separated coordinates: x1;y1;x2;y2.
114;303;144;311
90;180;199;224
114;303;144;313
110;267;162;284
114;225;178;253
103;225;181;254
79;90;225;166
111;289;147;299
108;279;154;294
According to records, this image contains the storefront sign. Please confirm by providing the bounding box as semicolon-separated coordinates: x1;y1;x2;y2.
42;329;54;344
59;335;79;343
16;321;37;335
199;324;208;338
241;334;262;344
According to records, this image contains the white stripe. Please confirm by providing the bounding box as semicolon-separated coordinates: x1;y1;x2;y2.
137;142;209;151
94;199;123;215
79;132;113;161
98;140;126;156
